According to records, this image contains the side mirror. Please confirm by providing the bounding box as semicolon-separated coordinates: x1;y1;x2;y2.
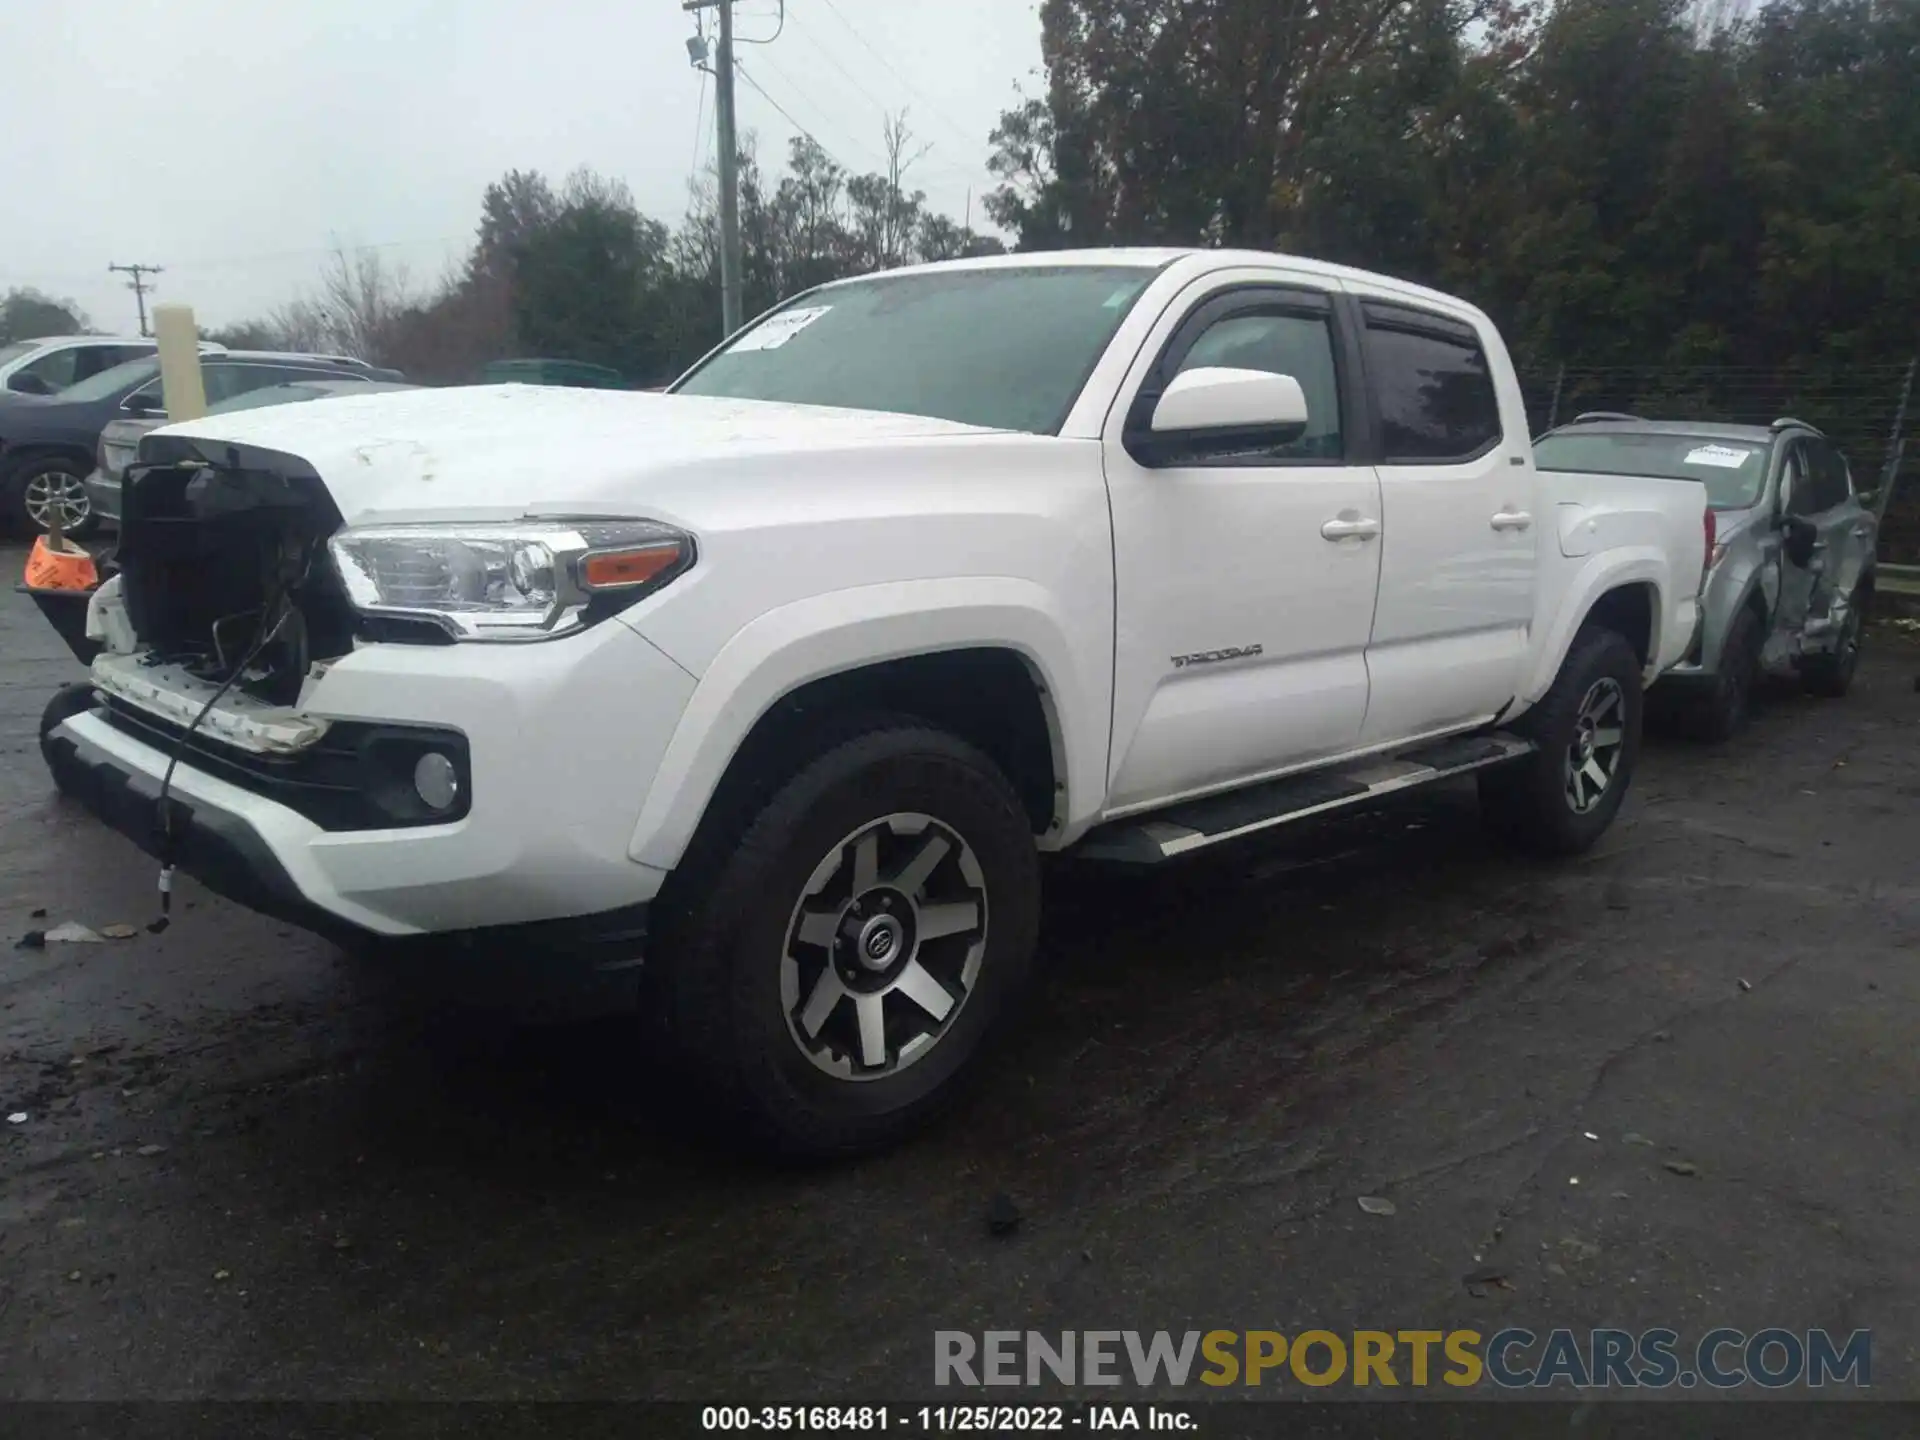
124;391;163;415
1136;367;1309;464
7;372;52;396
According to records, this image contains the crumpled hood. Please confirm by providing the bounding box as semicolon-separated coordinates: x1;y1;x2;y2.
147;384;999;527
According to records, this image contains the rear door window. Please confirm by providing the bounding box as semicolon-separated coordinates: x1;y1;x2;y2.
1360;304;1503;463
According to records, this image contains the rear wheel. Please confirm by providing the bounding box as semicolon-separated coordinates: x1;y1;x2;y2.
1801;587;1866;698
648;719;1041;1156
1480;625;1643;856
1679;604;1765;742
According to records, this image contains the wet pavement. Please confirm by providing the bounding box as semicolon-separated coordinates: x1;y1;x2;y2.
2;540;1917;1402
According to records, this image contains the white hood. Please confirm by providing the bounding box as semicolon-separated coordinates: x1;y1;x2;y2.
149;384;996;527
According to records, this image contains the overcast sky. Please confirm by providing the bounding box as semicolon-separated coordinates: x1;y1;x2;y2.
0;0;1043;332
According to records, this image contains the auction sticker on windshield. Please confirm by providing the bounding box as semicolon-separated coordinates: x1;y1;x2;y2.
732;305;832;352
1683;443;1755;469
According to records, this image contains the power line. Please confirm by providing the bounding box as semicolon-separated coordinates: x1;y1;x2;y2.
808;0;981;151
690;65;711;188
735;59;867;171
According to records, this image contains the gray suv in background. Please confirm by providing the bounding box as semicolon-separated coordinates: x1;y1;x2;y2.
1534;414;1877;740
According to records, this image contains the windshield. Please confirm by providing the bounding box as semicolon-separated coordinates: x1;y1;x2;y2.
1534;430;1771;509
54;355;162;404
672;265;1157;433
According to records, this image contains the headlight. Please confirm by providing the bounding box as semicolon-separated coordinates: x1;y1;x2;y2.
328;519;694;641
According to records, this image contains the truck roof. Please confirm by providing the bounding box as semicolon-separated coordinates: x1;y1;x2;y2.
808;247;1493;327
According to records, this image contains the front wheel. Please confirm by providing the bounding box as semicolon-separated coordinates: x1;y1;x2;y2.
12;456;99;538
649;720;1041;1156
1480;625;1644;856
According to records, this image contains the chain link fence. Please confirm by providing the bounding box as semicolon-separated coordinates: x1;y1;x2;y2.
1519;362;1919;564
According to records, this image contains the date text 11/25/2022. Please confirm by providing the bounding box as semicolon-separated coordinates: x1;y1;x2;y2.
701;1406;1195;1432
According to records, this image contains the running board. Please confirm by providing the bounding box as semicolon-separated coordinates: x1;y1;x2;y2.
1073;733;1537;864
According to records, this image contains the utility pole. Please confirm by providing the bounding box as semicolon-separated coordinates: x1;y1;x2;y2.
108;263;164;337
685;0;742;336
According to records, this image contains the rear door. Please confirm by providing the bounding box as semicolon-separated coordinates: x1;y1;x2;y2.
1354;298;1537;746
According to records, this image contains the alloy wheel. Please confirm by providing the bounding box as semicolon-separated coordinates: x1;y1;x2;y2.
23;468;90;533
781;812;989;1080
1564;677;1626;814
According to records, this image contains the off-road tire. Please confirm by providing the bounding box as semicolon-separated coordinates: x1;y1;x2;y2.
646;716;1041;1157
1679;604;1764;742
1480;624;1643;857
1800;585;1866;699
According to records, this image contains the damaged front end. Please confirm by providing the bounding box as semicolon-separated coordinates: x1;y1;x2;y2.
79;436;471;834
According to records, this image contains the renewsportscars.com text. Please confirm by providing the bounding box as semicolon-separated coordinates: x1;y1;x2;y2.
934;1328;1870;1391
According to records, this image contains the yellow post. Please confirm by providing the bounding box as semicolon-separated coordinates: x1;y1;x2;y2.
152;303;206;421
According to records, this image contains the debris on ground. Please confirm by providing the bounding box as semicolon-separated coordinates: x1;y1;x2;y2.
1463;1266;1512;1296
99;924;139;940
44;923;104;944
1663;1160;1700;1177
7;1112;26;1125
15;931;45;950
1625;1132;1655;1147
986;1193;1023;1237
1738;978;1753;992
30;908;47;919
1583;1131;1599;1141
1357;1195;1397;1216
134;1144;167;1158
213;1269;231;1282
1559;1236;1603;1262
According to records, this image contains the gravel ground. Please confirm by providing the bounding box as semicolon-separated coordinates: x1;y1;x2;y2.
2;543;1917;1408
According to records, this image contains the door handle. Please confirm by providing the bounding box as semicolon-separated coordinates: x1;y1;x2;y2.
1491;509;1533;532
1321;515;1381;542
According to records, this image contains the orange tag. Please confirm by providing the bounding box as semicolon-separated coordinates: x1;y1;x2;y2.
24;535;98;592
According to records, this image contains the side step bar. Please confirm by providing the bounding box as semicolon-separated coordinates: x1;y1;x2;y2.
1072;733;1537;864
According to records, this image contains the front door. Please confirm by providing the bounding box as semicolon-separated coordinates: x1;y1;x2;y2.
1781;435;1877;643
1102;277;1383;813
1353;297;1538;746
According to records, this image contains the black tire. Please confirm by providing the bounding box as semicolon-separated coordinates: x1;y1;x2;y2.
1801;586;1866;699
1480;625;1644;857
647;717;1042;1157
1678;604;1765;742
39;682;97;788
9;454;99;538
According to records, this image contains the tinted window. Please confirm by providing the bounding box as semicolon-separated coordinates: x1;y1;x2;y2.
1533;431;1770;509
674;265;1157;434
1363;309;1502;462
1173;310;1342;461
1783;445;1820;517
70;344;141;383
1804;440;1850;512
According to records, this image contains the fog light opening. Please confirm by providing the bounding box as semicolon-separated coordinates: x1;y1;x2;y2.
413;752;460;812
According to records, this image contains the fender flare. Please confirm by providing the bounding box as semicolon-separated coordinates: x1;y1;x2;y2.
625;577;1102;871
1521;549;1672;703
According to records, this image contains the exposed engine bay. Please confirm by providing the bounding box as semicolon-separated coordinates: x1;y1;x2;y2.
112;437;358;708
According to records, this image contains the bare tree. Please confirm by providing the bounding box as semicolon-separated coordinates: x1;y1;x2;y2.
314;245;415;362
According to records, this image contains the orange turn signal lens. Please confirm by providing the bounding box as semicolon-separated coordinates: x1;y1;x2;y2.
579;543;684;591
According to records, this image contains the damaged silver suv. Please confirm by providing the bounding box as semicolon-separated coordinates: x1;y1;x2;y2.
1534;414;1878;740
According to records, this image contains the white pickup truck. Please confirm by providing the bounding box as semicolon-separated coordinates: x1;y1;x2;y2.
44;249;1708;1153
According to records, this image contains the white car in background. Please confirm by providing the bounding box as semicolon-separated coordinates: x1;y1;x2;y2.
0;335;192;396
